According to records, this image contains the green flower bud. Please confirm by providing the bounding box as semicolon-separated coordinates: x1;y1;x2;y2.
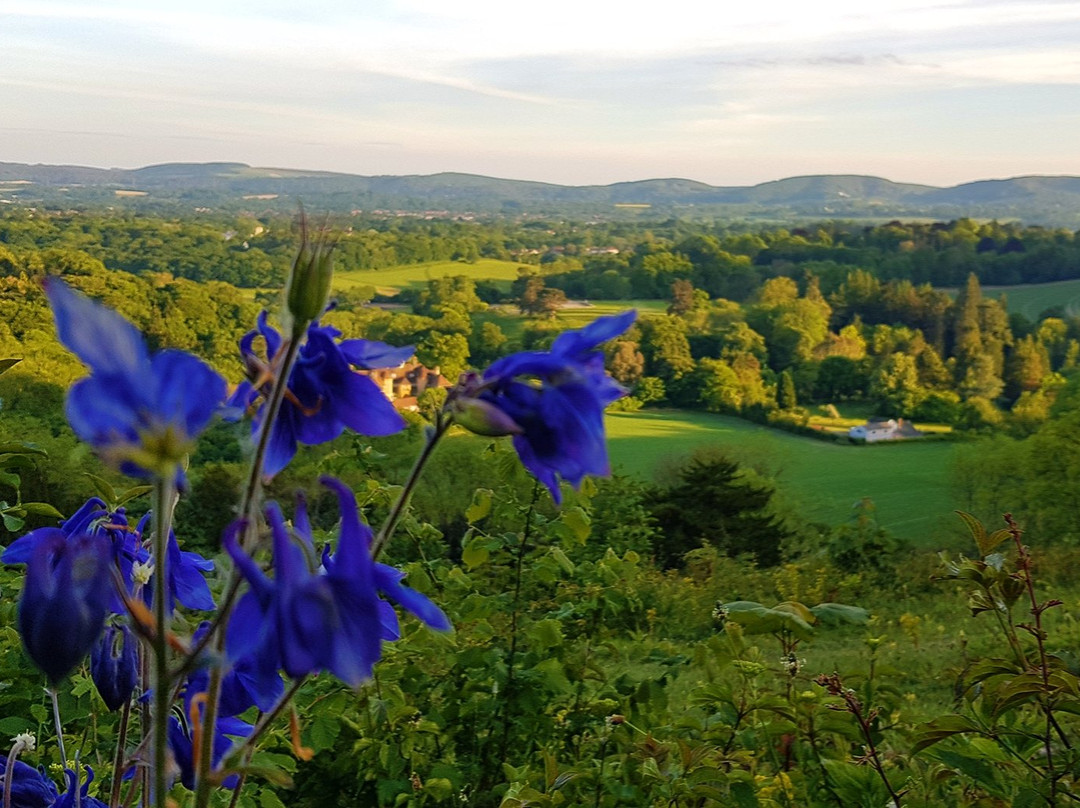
451;397;523;437
285;217;335;331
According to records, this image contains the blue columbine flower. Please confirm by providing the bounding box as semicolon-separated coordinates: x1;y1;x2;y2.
167;684;252;791
90;623;139;712
462;310;636;503
3;498;213;617
54;767;108;808
0;756;59;808
18;531;111;684
224;477;450;689
44;278;226;480
229;312;412;477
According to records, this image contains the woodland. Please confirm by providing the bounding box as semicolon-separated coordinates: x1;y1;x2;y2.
3;207;1080;806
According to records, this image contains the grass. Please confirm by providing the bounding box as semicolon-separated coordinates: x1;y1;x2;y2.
939;278;1080;320
983;278;1080;320
605;408;961;547
333;259;529;295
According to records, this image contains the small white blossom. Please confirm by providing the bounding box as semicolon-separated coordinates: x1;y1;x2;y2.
132;559;155;586
11;732;35;754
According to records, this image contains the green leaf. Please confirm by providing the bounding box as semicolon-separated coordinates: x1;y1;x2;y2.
0;358;20;376
2;513;25;532
809;602;870;627
115;485;153;507
527;619;564;651
729;780;759;808
560;506;591;544
259;790;289;808
423;778;455;800
548;547;575;575
465;488;493;523
0;443;45;456
20;502;64;519
911;714;982;754
0;470;21;490
721;601;814;640
85;474;117;505
462;534;490;569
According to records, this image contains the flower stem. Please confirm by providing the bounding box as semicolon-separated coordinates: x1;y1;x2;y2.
371;413;450;560
109;700;131;808
150;475;177;808
240;335;303;548
193;332;306;808
49;687;67;769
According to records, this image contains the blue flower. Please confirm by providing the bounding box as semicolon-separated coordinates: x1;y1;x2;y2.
224;477;449;688
229;313;412;477
167;688;252;791
18;531;111;684
44;278;226;479
3;498;213;617
469;310;636;503
54;767;108;808
90;623;139;712
0;756;58;808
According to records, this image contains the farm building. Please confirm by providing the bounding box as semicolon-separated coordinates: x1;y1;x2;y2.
848;417;922;442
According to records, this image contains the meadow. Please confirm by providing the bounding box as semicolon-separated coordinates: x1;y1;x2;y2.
333;258;528;294
606;409;961;547
951;278;1080;319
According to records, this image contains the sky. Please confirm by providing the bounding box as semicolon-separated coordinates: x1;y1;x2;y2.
1;0;1079;187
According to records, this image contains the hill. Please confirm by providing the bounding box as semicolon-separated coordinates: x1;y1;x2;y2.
4;161;1080;223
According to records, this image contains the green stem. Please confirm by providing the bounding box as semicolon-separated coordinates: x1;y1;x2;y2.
371;413;450;560
193;330;306;808
150;476;177;808
49;688;67;768
109;700;131;808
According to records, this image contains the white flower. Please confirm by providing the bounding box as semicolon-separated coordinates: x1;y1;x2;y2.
11;732;35;753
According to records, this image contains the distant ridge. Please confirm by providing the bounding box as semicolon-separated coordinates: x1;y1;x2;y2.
1;161;1079;224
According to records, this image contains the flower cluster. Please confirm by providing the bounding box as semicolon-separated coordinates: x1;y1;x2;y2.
229;313;413;477
453;310;636;502
1;249;633;807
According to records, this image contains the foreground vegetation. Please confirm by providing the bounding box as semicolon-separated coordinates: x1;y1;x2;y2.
6;207;1080;805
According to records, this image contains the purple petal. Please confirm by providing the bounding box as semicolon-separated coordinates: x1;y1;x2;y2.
45;278;149;378
339;339;414;369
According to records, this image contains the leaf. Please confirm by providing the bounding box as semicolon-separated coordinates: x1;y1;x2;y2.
956;510;1011;557
19;502;64;519
0;471;20;490
729;780;759;808
911;714;982;754
548;547;575;575
115;485;153;507
527;619;563;651
2;513;24;532
982;529;1012;557
462;534;490;569
773;600;815;625
0;443;45;456
259;790;289;808
560;506;591;544
0;358;20;376
465;488;493;523
85;473;117;505
721;601;815;640
810;602;870;627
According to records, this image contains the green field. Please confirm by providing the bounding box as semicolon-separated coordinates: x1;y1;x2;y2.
334;258;528;294
983;278;1080;320
606;409;961;547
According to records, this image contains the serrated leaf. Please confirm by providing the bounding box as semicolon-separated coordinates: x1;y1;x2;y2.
465;488;493;523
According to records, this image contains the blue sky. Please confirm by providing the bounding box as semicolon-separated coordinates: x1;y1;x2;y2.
2;0;1079;186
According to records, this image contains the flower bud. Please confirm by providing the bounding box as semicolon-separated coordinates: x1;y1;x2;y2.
450;397;523;437
18;533;110;684
90;624;138;712
285;221;335;331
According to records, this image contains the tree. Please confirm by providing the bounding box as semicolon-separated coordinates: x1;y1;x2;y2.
417;332;470;380
869;353;925;416
646;452;792;567
777;370;797;410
